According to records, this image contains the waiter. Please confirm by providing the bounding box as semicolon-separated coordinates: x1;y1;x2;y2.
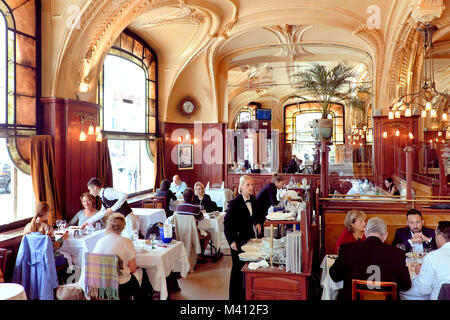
255;174;286;234
81;177;139;239
224;175;264;300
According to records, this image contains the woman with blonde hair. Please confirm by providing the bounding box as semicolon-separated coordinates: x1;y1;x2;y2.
193;181;218;212
335;209;367;254
92;213;140;300
69;192;100;226
23;201;68;267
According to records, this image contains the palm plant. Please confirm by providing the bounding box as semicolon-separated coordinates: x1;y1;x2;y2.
292;62;370;119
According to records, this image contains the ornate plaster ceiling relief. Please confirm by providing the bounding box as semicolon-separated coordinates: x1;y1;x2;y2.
410;0;445;24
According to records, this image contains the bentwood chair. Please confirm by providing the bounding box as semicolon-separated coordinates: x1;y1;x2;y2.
352;279;397;300
0;248;7;279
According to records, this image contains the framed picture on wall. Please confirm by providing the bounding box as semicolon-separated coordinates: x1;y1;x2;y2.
178;144;194;170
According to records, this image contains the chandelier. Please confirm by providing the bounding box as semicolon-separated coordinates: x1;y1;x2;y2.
388;24;449;130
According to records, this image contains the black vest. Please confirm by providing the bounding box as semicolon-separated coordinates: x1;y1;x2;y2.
101;190;132;217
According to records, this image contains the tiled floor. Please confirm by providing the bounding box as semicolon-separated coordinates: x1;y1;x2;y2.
170;254;232;300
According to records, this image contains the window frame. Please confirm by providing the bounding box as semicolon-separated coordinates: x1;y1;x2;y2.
97;30;158;197
0;0;40;231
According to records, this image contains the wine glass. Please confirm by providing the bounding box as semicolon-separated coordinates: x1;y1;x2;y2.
60;220;67;230
56;220;62;231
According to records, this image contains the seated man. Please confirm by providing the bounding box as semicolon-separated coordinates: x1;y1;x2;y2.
414;221;450;300
392;209;437;252
330;217;411;300
175;188;211;258
170;175;187;198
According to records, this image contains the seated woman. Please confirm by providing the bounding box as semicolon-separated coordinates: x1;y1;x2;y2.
156;179;177;217
69;192;101;227
383;177;400;196
335;209;367;254
92;213;140;300
193;181;218;212
176;188;211;257
23;201;68;268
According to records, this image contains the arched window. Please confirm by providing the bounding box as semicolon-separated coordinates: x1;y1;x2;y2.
234;105;257;129
98;31;157;194
285;102;344;164
0;0;38;228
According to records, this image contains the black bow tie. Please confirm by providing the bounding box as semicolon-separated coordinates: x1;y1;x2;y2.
245;199;251;203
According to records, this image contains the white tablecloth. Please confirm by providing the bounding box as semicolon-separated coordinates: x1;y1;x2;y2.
59;230;106;268
198;213;225;251
320;255;343;300
320;255;430;300
132;208;167;237
134;239;190;300
0;283;27;300
205;188;233;210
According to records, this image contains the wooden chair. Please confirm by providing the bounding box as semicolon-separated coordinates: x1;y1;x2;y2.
0;248;7;280
352;279;397;300
142;197;166;210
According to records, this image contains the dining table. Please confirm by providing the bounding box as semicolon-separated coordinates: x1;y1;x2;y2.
320;253;431;300
0;283;27;300
198;212;226;254
132;208;167;237
205;187;233;210
58;228;106;268
134;239;190;300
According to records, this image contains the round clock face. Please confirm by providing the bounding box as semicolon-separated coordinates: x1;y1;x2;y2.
183;101;195;114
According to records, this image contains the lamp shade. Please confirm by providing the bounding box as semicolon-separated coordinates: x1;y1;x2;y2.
405;107;411;117
430;109;437;118
382;132;387;138
395;130;400;136
395;111;401;118
421;110;427;118
79;129;87;142
388;111;394;120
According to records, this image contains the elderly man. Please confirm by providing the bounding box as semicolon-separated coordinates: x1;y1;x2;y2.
414;221;450;300
392;209;437;252
169;175;187;198
330;217;411;300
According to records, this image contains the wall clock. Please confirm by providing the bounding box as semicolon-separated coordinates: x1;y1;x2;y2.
178;97;198;116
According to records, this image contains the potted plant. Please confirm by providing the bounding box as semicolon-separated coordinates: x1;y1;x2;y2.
292;62;370;142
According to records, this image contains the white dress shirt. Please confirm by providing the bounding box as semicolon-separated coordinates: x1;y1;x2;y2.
86;188;128;224
242;194;252;216
414;242;450;300
169;181;187;197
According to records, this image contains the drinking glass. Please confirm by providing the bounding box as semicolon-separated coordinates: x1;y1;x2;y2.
60;220;67;230
150;234;156;249
56;220;62;230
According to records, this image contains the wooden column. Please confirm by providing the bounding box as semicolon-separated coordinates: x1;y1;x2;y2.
404;146;413;201
320;140;329;197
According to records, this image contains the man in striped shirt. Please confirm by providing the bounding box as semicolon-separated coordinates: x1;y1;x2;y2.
175;188;210;258
175;188;204;221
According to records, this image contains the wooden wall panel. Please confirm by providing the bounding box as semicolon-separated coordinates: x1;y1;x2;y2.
41;98;100;221
160;122;226;189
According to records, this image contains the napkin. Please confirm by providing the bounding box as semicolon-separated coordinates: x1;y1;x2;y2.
163;223;173;239
206;182;210;190
221;181;225;189
248;259;269;270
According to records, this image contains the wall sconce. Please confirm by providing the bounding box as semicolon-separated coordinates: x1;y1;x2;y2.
446;131;450;140
425;102;432;111
193;138;198;144
383;132;387;138
395;111;401;119
438;131;442;137
408;132;414;140
178;136;183;142
421;110;427;118
78;113;100;142
96;133;102;142
443;113;448;122
395;130;400;136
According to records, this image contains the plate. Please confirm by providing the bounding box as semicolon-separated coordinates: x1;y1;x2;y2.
238;252;262;261
241;245;260;252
